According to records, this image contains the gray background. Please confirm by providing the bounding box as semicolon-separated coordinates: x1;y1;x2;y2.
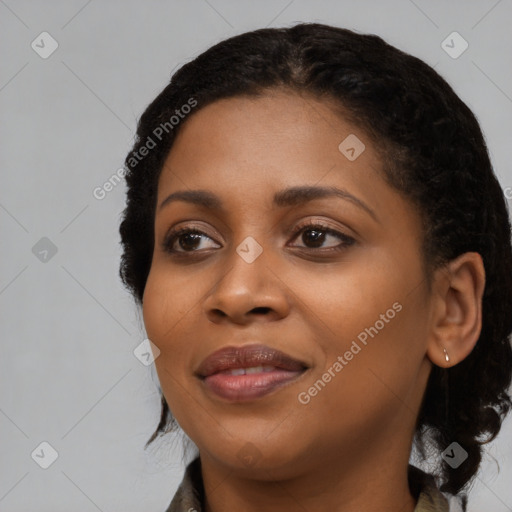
1;0;511;510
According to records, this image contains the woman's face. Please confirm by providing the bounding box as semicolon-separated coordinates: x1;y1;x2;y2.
143;90;435;478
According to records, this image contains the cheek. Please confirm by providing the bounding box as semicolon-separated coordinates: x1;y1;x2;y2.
142;269;198;383
142;266;197;342
282;252;408;349
295;305;426;450
288;251;428;399
142;277;171;347
142;271;198;419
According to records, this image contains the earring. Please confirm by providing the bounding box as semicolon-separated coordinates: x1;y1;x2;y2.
443;348;450;363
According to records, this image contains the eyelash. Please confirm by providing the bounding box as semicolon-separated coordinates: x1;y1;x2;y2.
162;220;355;257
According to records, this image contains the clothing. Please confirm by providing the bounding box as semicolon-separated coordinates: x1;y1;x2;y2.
166;457;449;512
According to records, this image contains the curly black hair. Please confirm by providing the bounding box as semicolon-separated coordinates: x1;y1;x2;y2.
119;22;512;507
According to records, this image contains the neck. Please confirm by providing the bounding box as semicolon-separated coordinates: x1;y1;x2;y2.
200;439;417;512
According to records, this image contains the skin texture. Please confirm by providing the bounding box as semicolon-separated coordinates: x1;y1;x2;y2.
142;90;485;512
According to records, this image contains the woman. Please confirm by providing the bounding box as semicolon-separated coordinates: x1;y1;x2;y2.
119;23;512;511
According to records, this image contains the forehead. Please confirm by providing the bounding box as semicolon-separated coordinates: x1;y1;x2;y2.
158;91;385;202
169;90;368;155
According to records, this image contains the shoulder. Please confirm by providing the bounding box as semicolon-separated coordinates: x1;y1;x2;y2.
409;464;450;512
165;457;204;512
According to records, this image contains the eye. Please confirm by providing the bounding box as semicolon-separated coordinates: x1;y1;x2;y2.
163;227;221;253
162;221;355;257
288;221;355;252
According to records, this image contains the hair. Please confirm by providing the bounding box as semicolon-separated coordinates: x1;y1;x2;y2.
119;22;512;507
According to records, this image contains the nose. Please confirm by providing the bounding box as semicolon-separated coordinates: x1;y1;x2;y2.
203;242;290;325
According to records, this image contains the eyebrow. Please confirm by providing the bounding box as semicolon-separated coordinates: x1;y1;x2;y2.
158;185;378;222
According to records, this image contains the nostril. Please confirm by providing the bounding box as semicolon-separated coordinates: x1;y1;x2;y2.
251;307;271;315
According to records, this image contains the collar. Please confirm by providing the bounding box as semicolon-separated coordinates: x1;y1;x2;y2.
165;457;449;512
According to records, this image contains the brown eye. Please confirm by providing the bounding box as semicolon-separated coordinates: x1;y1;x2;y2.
163;228;221;253
301;228;326;248
177;232;203;251
289;223;355;251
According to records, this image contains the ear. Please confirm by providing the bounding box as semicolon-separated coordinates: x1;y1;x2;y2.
426;252;485;368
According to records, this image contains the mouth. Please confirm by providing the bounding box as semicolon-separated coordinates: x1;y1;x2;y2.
195;343;309;402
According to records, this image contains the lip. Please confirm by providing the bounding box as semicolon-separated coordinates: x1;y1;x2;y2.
196;343;309;402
